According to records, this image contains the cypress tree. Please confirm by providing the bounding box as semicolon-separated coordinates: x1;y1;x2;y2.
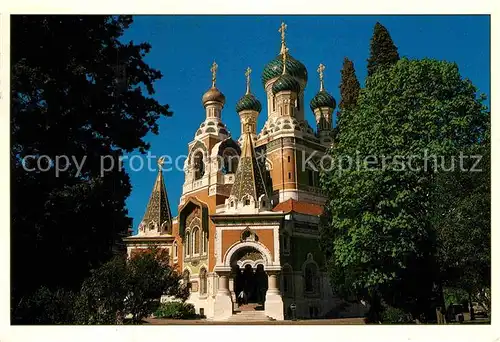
336;57;360;140
339;57;360;112
367;22;400;77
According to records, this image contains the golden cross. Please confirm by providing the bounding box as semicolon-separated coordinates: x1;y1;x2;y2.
210;61;218;87
245;67;252;94
279;21;287;44
317;63;326;91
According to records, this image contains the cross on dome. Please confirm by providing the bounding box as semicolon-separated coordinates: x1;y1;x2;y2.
317;63;326;91
210;61;218;87
279;21;288;55
245;67;252;94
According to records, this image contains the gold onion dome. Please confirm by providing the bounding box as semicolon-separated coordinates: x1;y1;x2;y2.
202;86;226;106
202;61;226;106
236;67;262;113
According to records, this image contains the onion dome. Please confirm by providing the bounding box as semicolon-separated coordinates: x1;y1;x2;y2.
310;90;336;111
202;61;225;106
310;63;336;110
262;54;308;87
236;93;261;113
262;22;307;87
271;46;301;95
236;67;262;113
272;73;301;95
202;86;226;106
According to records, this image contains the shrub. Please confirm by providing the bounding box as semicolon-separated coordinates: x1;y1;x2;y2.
154;302;197;319
381;306;413;324
13;287;75;324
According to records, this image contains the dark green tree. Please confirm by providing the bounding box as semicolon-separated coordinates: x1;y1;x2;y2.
11;15;172;312
75;248;188;325
431;124;490;315
337;57;361;138
320;58;489;322
367;22;400;77
339;57;361;113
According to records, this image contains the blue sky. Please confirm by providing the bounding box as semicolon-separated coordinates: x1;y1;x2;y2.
121;15;490;232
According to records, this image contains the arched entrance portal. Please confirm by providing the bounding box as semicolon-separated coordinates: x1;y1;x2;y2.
230;247;268;305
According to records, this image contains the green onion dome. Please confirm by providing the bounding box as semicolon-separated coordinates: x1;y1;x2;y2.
202;86;226;106
310;90;336;111
272;73;301;95
262;53;308;87
236;93;262;113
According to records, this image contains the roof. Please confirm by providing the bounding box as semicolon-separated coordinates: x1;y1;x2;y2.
272;199;323;216
229;131;268;202
139;165;172;229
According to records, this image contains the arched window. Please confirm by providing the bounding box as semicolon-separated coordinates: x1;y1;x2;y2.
173;241;178;259
183;270;191;289
202;230;207;254
193;151;205;180
192;227;200;254
272;96;276;111
223;150;238;174
199;268;208;295
304;263;318;293
185;231;191;257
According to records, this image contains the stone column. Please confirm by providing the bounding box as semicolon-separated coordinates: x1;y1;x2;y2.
213;268;233;320
264;269;284;320
229;276;238;310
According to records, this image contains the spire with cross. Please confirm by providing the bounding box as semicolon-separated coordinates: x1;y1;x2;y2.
279;21;288;55
245;67;252;95
210;61;218;88
317;63;325;91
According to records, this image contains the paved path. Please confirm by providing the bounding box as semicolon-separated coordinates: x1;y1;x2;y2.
144;317;367;325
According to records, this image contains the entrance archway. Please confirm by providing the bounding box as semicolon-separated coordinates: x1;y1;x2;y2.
230;247;268;305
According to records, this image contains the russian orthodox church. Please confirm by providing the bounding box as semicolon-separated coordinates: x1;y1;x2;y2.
124;22;365;321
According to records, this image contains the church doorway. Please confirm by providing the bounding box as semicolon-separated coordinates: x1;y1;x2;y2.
234;264;268;304
230;246;268;306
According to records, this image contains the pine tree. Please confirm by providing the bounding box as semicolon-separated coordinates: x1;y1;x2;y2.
339;57;360;112
367;22;400;77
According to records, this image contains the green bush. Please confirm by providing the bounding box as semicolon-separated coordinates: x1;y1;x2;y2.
13;287;76;324
381;306;413;324
154;302;197;319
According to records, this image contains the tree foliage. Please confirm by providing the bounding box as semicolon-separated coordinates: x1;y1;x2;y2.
367;22;400;77
339;57;361;113
431;125;490;312
320;58;489;321
15;248;187;324
11;15;172;308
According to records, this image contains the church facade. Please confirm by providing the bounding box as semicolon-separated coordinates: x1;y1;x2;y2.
123;22;365;321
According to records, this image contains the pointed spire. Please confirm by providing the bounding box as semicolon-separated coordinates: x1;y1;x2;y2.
279;21;288;55
245;67;252;95
229;131;268;204
140;157;172;233
317;63;326;91
210;61;218;88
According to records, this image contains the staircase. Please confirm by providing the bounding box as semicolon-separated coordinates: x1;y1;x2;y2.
220;303;274;322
